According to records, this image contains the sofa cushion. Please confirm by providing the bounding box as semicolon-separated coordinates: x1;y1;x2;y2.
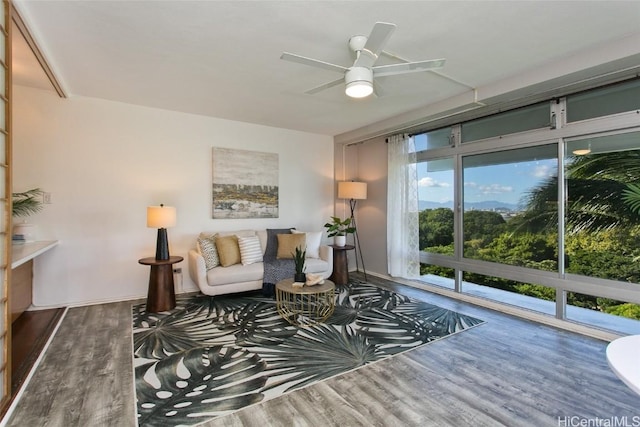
305;257;330;274
206;262;263;286
256;230;268;254
197;233;220;270
215;235;241;267
238;235;263;265
215;230;255;238
276;233;306;259
291;229;322;259
265;228;292;260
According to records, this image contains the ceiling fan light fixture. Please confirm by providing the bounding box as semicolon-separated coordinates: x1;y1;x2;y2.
345;67;373;98
345;80;373;98
281;22;446;98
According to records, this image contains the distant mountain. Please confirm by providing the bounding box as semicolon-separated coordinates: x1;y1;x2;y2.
419;200;520;211
419;200;454;210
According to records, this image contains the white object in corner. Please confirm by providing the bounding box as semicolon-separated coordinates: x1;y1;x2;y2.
606;334;640;396
13;222;37;243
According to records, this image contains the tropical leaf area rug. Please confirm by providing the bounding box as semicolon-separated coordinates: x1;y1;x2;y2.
132;280;484;426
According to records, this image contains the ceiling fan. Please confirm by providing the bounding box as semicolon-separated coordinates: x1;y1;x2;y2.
280;22;446;99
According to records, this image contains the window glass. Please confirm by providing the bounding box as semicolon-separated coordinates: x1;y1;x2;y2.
418;157;454;258
414;127;452;152
410;79;640;332
566;292;640;335
462;144;558;270
419;264;455;290
567;79;640;123
461;102;550;143
462;272;556;316
564;132;640;284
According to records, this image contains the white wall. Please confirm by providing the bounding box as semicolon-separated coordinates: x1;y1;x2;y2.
13;85;334;307
336;138;388;277
350;139;388;277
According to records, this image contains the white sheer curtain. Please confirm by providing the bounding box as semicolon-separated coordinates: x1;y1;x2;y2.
387;133;420;278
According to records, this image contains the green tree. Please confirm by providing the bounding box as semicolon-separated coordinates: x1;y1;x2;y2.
564;228;640;283
605;303;640;320
419;208;454;249
478;232;557;268
521;150;640;234
463;210;506;260
464;210;506;241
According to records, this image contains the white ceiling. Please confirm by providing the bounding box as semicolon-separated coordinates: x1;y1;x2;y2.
11;1;640;137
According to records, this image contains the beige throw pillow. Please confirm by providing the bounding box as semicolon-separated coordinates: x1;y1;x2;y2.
215;235;241;267
276;233;306;259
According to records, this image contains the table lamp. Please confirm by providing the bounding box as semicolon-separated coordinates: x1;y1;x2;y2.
337;181;368;280
147;204;177;260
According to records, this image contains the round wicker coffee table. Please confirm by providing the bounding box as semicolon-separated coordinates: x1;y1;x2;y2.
275;278;335;326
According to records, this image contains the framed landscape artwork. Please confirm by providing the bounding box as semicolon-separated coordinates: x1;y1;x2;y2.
212;147;279;219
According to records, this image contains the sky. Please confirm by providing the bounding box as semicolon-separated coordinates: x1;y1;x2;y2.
417;158;557;207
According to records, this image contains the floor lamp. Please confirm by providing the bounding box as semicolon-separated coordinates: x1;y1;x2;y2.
338;181;367;280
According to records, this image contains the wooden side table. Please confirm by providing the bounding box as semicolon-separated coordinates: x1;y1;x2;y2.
138;256;183;313
329;244;355;286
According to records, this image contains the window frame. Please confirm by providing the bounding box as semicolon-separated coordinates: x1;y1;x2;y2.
415;79;640;326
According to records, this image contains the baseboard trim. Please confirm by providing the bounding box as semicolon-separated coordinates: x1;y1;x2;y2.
29;286;200;311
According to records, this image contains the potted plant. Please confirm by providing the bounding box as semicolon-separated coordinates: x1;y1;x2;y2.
12;188;45;243
323;216;356;247
13;188;45;218
293;246;306;283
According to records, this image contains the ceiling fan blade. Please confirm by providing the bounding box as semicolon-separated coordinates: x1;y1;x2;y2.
354;22;396;68
373;58;446;77
305;77;344;95
280;52;347;74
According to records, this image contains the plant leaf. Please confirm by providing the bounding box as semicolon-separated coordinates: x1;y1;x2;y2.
12;188;45;217
622;183;640;214
136;346;267;425
259;324;383;393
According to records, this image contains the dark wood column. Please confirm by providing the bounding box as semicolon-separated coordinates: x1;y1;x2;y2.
329;245;355;286
138;256;183;313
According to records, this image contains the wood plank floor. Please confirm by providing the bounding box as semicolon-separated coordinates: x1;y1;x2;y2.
10;307;65;396
4;274;639;427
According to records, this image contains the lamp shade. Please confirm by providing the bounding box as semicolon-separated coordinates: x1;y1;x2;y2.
147;205;176;228
338;181;367;200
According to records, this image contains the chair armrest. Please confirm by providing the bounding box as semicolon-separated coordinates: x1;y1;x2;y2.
188;249;208;291
319;245;333;278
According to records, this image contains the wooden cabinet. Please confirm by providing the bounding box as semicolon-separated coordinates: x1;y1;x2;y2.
10;241;59;323
11;260;33;323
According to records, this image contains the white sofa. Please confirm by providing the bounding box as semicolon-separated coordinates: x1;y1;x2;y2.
188;229;333;296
